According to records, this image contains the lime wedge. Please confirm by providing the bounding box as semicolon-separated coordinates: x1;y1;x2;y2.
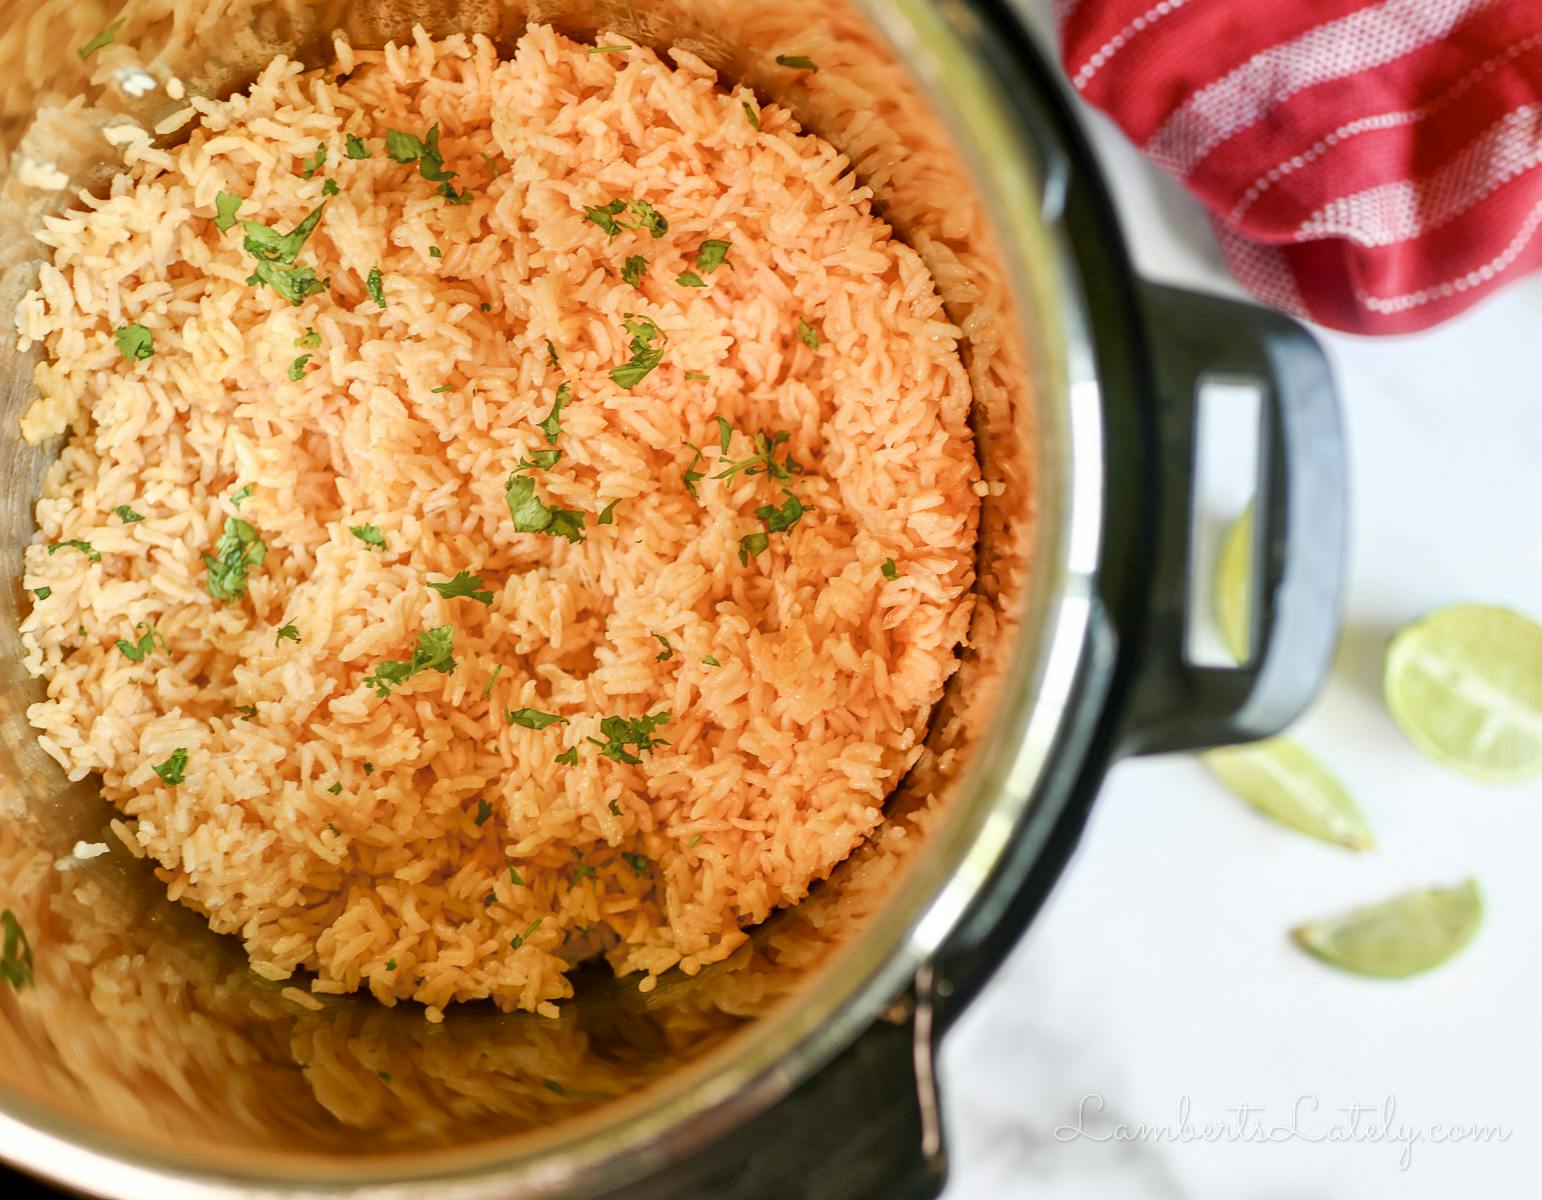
1383;605;1542;782
1214;503;1253;664
1202;738;1373;851
1291;880;1482;978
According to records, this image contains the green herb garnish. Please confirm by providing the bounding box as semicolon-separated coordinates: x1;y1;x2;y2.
584;198;668;238
299;142;327;179
685;371;709;381
474;797;493;826
386;959;397;970
437;181;472;205
349;524;386;550
296;328;322;348
115;624;156;663
628;200;668;238
776;54;818;72
482;664;503;699
509;865;526;886
480;151;501;176
242;205;330;306
676;271;705;288
33;588;50;601
47;540;99;563
654;634;673;662
78;18;124;60
555;746;579;766
703;655;720;666
590;44;631;53
882;558;899;580
153;748;188;787
797;319;820;350
537;382;571;444
214;191;244;233
366;266;385;308
597;499;619;525
715;416;733;454
345;134;371;159
275;623;300;644
386;124;456;184
570;861;598;887
688;833;704;848
713;429;801;482
322;178;340;197
230;484;255;508
743;101;760;130
622;255;648;289
507;708;567;730
428;571;494;605
509;917;543;949
114;323;153;361
518;449;562;471
429;246;442;259
202;517;266;602
363;626;456;697
682;444;704;500
695;239;731;274
0;911;33;992
504;475;585;543
737;531;769;564
609;315;665;390
585;199;626;236
327;782;343;795
113;505;144;524
623;852;651;878
588;711;670;765
288;353;312;380
364;762;374;774
234;704;257;719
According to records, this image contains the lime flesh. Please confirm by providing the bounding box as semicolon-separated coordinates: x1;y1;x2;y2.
1214;503;1254;664
1292;880;1482;978
1203;738;1373;851
1383;605;1542;782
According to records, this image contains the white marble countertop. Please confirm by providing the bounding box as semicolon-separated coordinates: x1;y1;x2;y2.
940;7;1542;1198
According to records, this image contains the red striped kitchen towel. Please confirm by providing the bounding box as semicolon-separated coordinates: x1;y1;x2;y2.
1057;0;1542;334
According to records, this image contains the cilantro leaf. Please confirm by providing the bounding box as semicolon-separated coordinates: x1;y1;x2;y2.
628;199;668;238
587;711;670;765
676;271;705;288
703;655;720;666
554;746;579;766
275;623;300;644
299;142;327;179
507;708;567;730
33;587;50;601
585;199;627;236
153;748;188;787
288;353;312;380
327;782;343;795
295;327;322;348
715;416;733;454
429;246;442;258
366;266;385;308
597;499;619;525
755;489;806;534
386;129;424;163
776;54;819;72
695;239;731;274
474;797;493;826
536;383;571;444
482;664;503;698
230;484;255;508
609;315;665;390
349;524;387;550
882;558;899;580
1;910;34;992
78;18;125;60
654;634;673;662
201;517;267;602
509;917;543;949
714;429;801;482
47;539;100;563
623;852;651;878
115;625;156;663
685;371;709;381
113;504;144;524
737;531;769;564
504;475;586;543
214;191;244;233
797;319;820;350
322;178;340;197
363;626;456;697
743;101;761;130
345;134;371;159
114;324;154;361
428;571;494;605
622;255;647;289
683;444;703;500
517;450;562;471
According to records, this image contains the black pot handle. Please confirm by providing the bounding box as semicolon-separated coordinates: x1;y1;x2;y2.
1116;283;1346;756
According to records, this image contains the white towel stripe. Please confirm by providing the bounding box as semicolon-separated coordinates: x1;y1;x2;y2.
1144;0;1500;178
1069;0;1194;91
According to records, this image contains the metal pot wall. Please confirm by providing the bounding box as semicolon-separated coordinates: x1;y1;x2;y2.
0;1;1345;1197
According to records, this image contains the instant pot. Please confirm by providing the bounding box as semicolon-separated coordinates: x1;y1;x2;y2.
0;1;1345;1197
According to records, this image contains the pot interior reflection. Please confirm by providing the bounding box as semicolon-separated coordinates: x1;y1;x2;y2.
0;0;1064;1187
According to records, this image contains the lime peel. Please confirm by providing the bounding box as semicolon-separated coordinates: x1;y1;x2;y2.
1291;880;1482;979
1203;738;1373;852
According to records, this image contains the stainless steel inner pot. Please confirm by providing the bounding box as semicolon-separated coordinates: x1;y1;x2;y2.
0;1;1111;1196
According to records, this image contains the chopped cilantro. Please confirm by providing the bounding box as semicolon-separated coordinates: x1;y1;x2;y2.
349;524;387;550
362;626;456;697
509;865;526;886
480;151;501;176
609;798;622;815
504;475;585;543
714;429;801;482
214;191;244;233
483;892;496;906
429;246;443;258
570;862;597;887
234;705;257;719
299;142;327;179
622;255;648;289
385;958;397;970
296;328;322;348
544;1079;568;1095
537;382;571;444
152;748;188;787
518;449;562;471
474;797;493;826
676;271;705;288
695;239;731;274
584;198;667;238
585;199;626;236
546;340;560;366
703;655;720;666
431;385;452;394
623;852;651;878
481;664;503;699
743;101;761;130
737;531;769;564
364;762;375;774
682;444;704;500
429;571;494;605
115;624;156;663
688;833;704;848
509;917;543;949
776;54;819;72
202;517;266;602
275;624;300;644
882;558;899;580
437;181;472;205
327;782;343;795
590;44;631;53
230;484;255;508
597;498;619;525
114;323;154;361
33;588;50;601
507;708;567;730
241;205;330;306
757;489;807;534
587;711;670;765
385;125;455;186
715;416;733;454
78;18;124;60
113;504;144;523
609;315;665;390
0;911;33;992
322;178;340;197
47;540;100;563
628;200;668;237
797;319;820;350
288;353;312;380
654;634;673;662
685;371;709;381
366;266;385;308
555;746;579;766
345;134;371;159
